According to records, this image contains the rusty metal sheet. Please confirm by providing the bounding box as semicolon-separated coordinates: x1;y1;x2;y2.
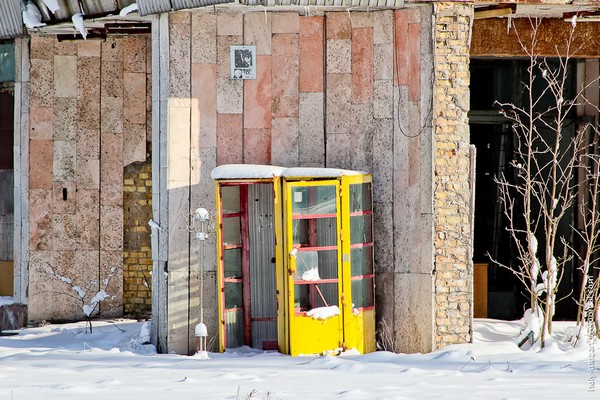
472;18;600;58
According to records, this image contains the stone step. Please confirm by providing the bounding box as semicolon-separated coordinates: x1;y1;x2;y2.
0;304;27;332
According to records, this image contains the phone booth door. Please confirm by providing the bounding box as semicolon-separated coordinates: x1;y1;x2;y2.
284;180;344;355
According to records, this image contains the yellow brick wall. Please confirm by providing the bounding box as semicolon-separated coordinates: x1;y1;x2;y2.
123;149;152;317
433;3;474;348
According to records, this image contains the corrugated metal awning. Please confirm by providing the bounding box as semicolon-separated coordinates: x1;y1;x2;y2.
137;0;234;16
0;0;24;40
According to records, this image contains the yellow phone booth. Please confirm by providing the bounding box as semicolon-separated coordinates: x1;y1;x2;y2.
212;165;375;356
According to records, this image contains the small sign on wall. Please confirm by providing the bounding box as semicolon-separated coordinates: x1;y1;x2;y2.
230;45;256;80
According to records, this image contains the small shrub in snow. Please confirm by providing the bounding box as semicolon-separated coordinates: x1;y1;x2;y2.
46;262;117;333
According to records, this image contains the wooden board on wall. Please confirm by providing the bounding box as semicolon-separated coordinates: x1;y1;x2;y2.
0;261;13;297
474;263;488;318
472;18;600;58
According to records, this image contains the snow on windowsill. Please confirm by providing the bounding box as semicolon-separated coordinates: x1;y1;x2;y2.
306;305;340;320
0;297;14;307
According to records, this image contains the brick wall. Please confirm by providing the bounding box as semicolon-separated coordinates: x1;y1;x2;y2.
123;147;152;317
432;3;474;348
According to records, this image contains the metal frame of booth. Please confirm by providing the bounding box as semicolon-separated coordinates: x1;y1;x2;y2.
213;165;375;355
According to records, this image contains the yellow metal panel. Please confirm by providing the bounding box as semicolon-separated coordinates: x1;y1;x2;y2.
290;315;343;356
215;181;225;352
273;177;289;354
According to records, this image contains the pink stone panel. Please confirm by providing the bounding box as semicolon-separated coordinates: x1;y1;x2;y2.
326;12;351;40
325;133;352;170
78;57;101;130
191;63;217;148
169;22;191;98
54;98;77;141
216;114;243;165
100;205;123;251
52;213;78;250
78;41;101;57
299;17;324;93
77;129;100;160
217;35;242;79
30;59;53;109
77;189;100;211
244;128;271;164
124;72;147;124
325;74;351;134
54;55;77;98
101;97;124;133
54;40;77;56
271;34;299;118
326;39;351;74
29;189;53;250
30;35;54;60
53;140;76;182
30;140;53;190
351;13;374;28
52;181;76;214
374;11;394;45
272;13;300;34
101;133;124;162
244;12;271;56
123;37;147;73
30;107;54;140
217;13;243;36
100;61;124;98
101;160;124;206
76;159;100;189
244;55;272;129
192;13;217;64
170;10;190;25
99;250;124;317
394;10;409;87
123;123;146;166
351;27;374;104
271;117;298;167
101;37;123;63
408;23;421;102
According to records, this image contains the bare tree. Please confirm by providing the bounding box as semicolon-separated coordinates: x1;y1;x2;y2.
490;17;600;348
46;262;117;333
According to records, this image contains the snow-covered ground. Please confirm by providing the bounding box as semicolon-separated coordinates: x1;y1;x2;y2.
0;318;597;399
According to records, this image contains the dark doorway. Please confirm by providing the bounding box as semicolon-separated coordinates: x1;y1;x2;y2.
470;58;578;320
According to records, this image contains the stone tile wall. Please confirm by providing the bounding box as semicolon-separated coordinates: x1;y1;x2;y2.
27;35;151;322
159;7;460;354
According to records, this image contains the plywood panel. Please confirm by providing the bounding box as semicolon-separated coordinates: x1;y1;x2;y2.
474;263;488;318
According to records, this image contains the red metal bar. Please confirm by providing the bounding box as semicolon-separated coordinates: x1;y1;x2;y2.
219;184;227;349
223;212;242;218
297;245;338;252
225;307;244;312
293;278;339;284
223;244;243;250
349;210;373;216
240;185;252;346
349;242;374;249
224;277;243;283
350;274;375;280
292;212;337;220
